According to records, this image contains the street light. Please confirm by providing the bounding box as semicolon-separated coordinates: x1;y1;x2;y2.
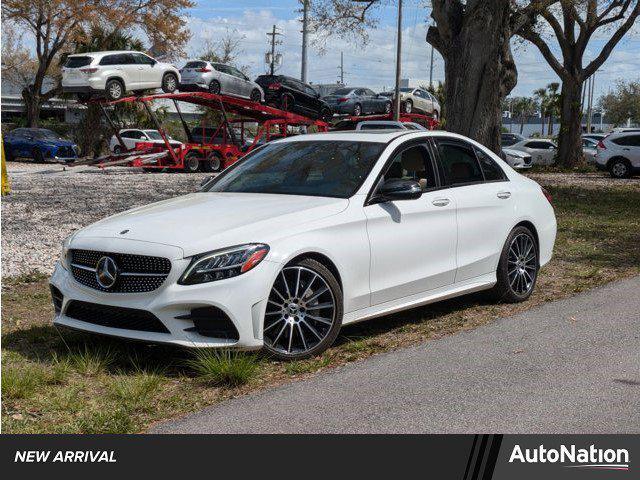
353;0;403;120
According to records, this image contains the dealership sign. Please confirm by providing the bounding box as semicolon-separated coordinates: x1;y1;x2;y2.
509;444;630;470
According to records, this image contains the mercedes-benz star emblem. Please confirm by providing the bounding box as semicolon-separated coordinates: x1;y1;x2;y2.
96;256;119;289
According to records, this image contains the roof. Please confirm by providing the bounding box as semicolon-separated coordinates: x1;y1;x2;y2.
276;130;422;143
67;50;140;57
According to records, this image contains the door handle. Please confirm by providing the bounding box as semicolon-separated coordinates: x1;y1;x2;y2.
497;191;511;199
432;198;450;207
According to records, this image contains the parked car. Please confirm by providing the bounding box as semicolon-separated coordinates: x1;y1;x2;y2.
322;87;392;116
502;148;533;169
582;133;606;142
610;127;640;133
582;137;598;164
508;138;557;165
179;60;263;102
51;130;556;359
109;129;183;153
501;132;526;147
355;121;427;131
3;128;78;162
380;87;440;119
595;132;640;178
255;75;332;120
62;51;180;101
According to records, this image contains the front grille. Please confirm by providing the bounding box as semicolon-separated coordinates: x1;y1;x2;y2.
65;300;169;333
524;155;533;165
70;249;171;293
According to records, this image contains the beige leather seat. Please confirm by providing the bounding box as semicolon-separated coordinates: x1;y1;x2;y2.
401;148;429;189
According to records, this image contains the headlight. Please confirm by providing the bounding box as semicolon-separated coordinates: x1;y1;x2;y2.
60;235;73;270
179;244;270;285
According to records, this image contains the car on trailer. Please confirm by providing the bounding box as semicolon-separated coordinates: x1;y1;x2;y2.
322;87;392;116
62;51;180;101
255;75;332;121
109;129;183;154
178;60;264;103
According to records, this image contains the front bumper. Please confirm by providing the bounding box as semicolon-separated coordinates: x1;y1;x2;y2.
50;246;282;349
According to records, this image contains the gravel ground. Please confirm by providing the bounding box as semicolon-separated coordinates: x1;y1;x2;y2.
1;161;209;277
2;162;638;278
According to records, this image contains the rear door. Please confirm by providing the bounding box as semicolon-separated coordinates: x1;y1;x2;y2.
433;137;514;283
365;141;457;305
132;53;159;88
613;135;640;168
228;66;251;97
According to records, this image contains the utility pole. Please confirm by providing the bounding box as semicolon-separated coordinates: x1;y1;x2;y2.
338;51;345;85
267;25;283;75
393;0;403;120
301;0;309;83
429;43;434;88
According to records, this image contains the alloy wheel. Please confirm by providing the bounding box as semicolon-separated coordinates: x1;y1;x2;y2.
164;74;177;92
353;104;362;116
507;233;537;296
108;81;123;100
264;266;336;356
611;161;628;178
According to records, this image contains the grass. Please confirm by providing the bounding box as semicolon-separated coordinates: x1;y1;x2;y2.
2;174;639;433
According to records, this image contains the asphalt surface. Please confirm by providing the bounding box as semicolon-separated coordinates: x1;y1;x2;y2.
152;276;640;433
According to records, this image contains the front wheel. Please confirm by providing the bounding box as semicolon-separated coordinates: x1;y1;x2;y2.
404;100;413;114
489;226;538;303
162;73;178;93
609;158;631;179
32;147;45;163
250;88;262;103
263;258;343;360
209;80;221;95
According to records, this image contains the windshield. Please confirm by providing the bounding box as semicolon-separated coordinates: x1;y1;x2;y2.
145;131;163;140
203;141;385;198
34;130;59;139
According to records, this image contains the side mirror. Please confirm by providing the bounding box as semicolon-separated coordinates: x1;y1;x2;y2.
199;175;214;190
372;178;422;203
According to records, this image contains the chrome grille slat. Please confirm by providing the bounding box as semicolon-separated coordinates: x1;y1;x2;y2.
70;249;171;293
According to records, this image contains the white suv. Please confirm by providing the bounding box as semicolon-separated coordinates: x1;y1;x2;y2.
62;51;180;101
595;132;640;178
109;129;183;153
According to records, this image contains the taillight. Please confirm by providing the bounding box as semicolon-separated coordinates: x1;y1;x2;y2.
80;67;98;74
337;97;349;103
541;186;553;205
268;83;281;90
597;140;606;149
196;67;212;72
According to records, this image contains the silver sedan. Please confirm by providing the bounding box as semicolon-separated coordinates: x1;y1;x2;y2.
179;60;264;103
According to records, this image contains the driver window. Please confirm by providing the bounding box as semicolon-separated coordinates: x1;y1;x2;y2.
382;145;435;191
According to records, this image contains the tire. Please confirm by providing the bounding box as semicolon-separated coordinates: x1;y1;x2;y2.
250;88;262;103
202;151;222;172
162;73;178;93
208;80;221;95
404;100;413;114
280;93;294;111
105;79;125;100
384;102;392;114
320;107;332;122
32;147;45;163
182;151;202;173
353;103;362;116
488;226;539;303
609;158;631;179
263;258;343;360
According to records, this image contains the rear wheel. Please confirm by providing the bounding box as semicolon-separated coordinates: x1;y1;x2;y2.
489;226;539;303
384;101;392;114
202;151;223;172
162;73;178;93
353;103;362;116
263;258;343;360
105;79;125;100
32;147;45;163
250;88;262;103
182;151;202;173
609;158;631;179
320;107;332;122
208;80;221;94
280;93;294;111
404;100;413;114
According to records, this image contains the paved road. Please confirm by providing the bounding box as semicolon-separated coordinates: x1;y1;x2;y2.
152;277;640;433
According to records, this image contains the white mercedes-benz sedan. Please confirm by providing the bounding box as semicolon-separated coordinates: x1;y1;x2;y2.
50;131;556;359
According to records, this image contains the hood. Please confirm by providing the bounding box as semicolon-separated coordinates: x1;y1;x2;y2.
43;139;76;147
74;192;349;257
503;148;529;159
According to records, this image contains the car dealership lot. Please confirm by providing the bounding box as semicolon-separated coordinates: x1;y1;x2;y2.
2;162;639;433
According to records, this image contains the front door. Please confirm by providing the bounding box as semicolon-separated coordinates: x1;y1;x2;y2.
365;142;457;305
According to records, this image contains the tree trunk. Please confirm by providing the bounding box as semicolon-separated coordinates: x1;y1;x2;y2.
22;87;41;128
429;1;516;153
520;115;525;134
548;115;553;136
541;115;545;136
557;78;584;168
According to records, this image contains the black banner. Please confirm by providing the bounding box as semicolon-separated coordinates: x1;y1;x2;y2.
0;435;636;478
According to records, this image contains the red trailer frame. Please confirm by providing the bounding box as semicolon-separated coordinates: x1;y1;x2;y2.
81;92;330;172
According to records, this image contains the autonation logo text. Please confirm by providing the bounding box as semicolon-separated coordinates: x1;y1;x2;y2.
509;444;630;471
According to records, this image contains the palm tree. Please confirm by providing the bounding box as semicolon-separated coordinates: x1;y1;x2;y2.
546;82;560;137
533;87;548;136
514;97;538;135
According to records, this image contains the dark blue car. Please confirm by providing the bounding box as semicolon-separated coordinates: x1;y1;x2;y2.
3;128;79;162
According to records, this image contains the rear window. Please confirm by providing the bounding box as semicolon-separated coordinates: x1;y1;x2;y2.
333;88;354;95
185;61;206;69
65;56;92;68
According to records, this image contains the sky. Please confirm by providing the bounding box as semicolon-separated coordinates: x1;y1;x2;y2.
184;0;640;101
